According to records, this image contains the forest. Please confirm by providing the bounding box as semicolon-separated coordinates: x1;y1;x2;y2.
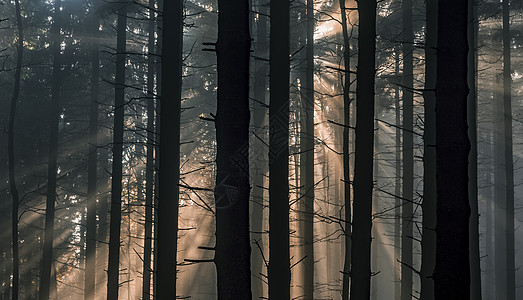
0;0;521;299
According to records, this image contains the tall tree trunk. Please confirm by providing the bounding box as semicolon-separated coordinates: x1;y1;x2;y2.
214;0;252;299
394;49;401;300
433;0;471;298
420;1;437;299
106;4;127;299
268;0;290;298
39;1;62;298
349;0;376;298
85;5;100;299
468;0;482;298
494;74;506;300
142;1;156;299
502;0;515;298
400;0;414;298
339;1;352;299
8;1;23;299
152;1;163;297
299;0;315;298
251;1;268;298
156;0;182;298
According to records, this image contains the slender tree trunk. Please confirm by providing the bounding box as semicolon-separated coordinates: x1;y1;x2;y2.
433;0;471;298
349;0;376;298
268;0;290;298
214;0;252;299
106;5;127;299
339;1;352;299
152;1;163;297
394;49;401;300
40;1;62;298
502;1;516;299
468;0;482;298
400;0;414;298
156;0;182;298
494;74;506;300
251;1;268;298
484;128;494;300
142;1;156;299
420;1;437;299
85;6;100;299
8;1;23;299
371;119;379;299
299;0;315;298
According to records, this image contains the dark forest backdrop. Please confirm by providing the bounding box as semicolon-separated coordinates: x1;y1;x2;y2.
0;0;522;299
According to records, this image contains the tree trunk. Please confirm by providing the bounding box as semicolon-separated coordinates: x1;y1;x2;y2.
40;1;62;298
156;0;182;298
494;74;506;300
85;5;100;299
394;49;401;300
349;0;376;298
433;0;471;298
299;0;315;298
502;0;515;298
400;0;414;298
214;0;252;298
268;0;290;298
251;1;268;298
142;1;156;299
8;1;23;299
468;0;482;298
106;5;127;299
420;1;437;299
339;1;352;299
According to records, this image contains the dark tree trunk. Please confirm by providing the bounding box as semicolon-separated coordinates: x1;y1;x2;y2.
433;0;471;299
502;1;516;298
85;5;100;299
8;1;23;299
40;1;62;298
349;0;376;299
468;0;482;298
156;0;182;298
394;49;401;300
214;0;252;298
268;0;290;298
251;1;268;298
339;1;352;299
401;0;414;298
420;1;437;299
299;0;315;298
142;1;156;299
494;75;506;300
106;5;127;299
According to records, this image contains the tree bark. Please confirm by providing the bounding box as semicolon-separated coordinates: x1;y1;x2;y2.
339;1;352;299
502;1;515;299
433;0;471;299
156;0;182;298
8;1;23;299
349;0;376;299
40;1;62;298
268;0;290;299
299;0;315;298
214;0;252;298
420;1;437;299
85;4;100;299
106;4;127;299
394;49;401;300
142;1;156;299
